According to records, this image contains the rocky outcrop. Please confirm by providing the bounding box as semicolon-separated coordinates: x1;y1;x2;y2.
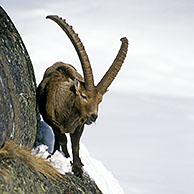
0;6;39;148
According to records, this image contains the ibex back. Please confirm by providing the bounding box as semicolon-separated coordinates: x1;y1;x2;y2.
37;15;128;177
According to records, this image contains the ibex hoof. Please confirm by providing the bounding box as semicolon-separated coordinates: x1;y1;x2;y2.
46;154;52;159
72;163;83;178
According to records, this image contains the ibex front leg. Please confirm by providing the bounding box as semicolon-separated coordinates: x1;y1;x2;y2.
70;124;84;177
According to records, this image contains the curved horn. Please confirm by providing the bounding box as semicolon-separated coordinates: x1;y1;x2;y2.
97;37;128;94
46;15;94;90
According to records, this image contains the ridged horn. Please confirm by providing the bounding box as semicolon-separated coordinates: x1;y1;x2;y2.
97;37;128;94
46;15;94;90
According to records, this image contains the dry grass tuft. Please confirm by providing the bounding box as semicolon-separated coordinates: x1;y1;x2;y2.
0;140;65;183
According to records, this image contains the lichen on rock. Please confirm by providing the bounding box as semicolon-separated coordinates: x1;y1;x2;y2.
0;5;39;149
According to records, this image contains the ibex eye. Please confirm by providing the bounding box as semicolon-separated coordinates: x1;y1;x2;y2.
81;93;87;100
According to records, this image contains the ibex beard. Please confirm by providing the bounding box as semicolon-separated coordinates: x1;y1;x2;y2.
37;15;128;178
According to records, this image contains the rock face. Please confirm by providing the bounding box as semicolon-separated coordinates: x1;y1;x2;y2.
0;6;39;148
0;6;103;194
0;157;102;194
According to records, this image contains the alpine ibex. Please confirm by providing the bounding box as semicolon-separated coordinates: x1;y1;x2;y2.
37;15;128;177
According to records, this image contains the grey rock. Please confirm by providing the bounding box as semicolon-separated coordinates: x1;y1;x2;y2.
0;6;40;148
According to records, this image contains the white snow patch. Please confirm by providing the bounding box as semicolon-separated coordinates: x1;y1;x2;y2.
33;121;124;194
80;144;124;194
49;150;72;174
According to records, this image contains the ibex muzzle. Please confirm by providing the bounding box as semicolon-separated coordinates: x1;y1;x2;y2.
37;15;128;177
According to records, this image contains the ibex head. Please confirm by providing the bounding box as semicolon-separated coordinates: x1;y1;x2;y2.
46;15;128;126
72;79;102;125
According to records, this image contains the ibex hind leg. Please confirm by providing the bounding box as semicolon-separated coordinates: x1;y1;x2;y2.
59;133;70;158
52;130;60;154
52;129;70;158
70;125;84;178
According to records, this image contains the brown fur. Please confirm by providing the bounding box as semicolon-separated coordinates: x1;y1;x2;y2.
0;141;64;182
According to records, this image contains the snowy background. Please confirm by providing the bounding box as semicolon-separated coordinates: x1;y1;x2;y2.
1;0;194;193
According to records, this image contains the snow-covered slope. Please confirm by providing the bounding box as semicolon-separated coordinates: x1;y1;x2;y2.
33;121;124;194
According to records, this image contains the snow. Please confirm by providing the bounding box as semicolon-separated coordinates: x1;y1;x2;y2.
81;145;124;194
33;121;124;194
